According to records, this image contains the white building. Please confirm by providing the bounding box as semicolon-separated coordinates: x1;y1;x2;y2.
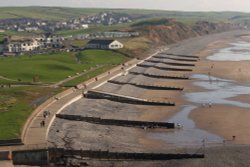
85;39;123;50
81;24;89;29
7;39;40;53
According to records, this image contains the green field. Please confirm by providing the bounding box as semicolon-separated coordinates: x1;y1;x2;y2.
0;7;99;20
0;50;127;84
0;86;60;139
56;23;131;36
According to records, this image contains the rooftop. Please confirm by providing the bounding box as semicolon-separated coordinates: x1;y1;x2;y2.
87;39;116;45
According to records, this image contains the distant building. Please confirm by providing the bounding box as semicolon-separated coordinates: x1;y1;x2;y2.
17;28;25;32
42;33;63;48
0;44;3;53
81;24;89;29
25;27;39;32
4;33;64;53
85;39;123;50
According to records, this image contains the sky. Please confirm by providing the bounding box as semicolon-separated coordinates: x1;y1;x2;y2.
0;0;250;12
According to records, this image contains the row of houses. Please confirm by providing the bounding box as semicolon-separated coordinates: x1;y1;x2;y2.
0;37;124;56
0;12;133;33
65;31;139;40
0;18;89;33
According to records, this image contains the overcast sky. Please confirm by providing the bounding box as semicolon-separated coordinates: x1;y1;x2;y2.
0;0;250;12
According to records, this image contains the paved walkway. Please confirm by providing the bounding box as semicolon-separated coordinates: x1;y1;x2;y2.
0;75;18;82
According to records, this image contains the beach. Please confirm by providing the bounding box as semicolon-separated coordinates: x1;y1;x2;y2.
48;30;250;166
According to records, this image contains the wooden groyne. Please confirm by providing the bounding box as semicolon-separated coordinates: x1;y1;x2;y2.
153;56;198;62
108;80;183;91
145;59;195;67
12;148;205;166
84;90;175;106
56;114;176;129
49;148;205;161
129;71;189;80
0;139;23;146
161;53;199;59
137;64;193;71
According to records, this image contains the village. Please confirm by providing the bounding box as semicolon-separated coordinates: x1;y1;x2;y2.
0;12;132;33
0;30;140;56
0;11;137;56
0;34;127;56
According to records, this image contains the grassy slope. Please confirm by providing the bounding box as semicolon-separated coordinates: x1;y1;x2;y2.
0;52;85;83
0;86;60;139
56;23;131;36
0;50;127;84
63;50;128;86
63;65;115;87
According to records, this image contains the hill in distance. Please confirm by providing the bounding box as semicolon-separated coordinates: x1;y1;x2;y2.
0;6;250;24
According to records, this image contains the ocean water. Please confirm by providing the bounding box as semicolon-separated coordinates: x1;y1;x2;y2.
207;41;250;61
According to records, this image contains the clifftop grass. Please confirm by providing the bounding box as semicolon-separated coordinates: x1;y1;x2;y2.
131;18;174;27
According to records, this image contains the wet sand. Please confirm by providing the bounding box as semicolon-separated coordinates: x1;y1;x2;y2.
190;105;250;144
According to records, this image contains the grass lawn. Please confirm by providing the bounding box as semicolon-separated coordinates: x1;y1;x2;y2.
0;50;128;84
0;86;60;139
76;49;128;65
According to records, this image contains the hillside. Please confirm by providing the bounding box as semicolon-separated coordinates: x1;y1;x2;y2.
1;7;250;23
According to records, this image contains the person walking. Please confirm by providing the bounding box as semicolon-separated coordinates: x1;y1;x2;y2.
40;120;45;127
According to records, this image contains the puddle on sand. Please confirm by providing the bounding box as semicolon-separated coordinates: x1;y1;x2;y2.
147;74;250;146
207;41;250;61
147;105;222;146
187;74;250;108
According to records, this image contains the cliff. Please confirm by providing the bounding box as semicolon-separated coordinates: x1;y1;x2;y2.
122;18;241;57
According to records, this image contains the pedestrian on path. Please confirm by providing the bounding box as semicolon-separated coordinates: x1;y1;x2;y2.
43;110;48;118
40;120;45;127
43;110;50;118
